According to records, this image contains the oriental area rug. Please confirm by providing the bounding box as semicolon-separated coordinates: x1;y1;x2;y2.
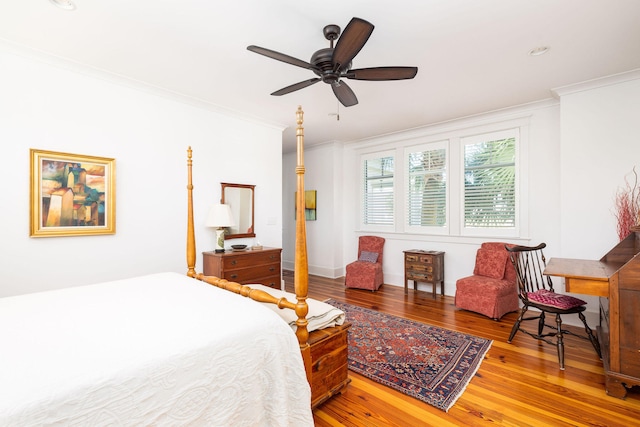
326;300;492;412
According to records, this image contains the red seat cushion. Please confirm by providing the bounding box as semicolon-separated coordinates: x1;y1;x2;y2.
527;289;586;310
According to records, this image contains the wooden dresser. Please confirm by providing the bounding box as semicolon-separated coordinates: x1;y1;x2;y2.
202;247;282;288
544;231;640;398
403;249;445;298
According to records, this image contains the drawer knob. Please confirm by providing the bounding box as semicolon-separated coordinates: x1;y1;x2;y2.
230;274;238;279
231;260;237;265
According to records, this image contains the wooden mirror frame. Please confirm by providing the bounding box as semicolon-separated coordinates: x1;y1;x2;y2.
221;182;255;239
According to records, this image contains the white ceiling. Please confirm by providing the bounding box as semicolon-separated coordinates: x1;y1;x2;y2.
2;1;640;152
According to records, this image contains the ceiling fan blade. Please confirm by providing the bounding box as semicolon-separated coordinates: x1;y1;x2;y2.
271;78;321;96
332;17;374;72
247;45;315;70
346;66;418;81
332;81;358;107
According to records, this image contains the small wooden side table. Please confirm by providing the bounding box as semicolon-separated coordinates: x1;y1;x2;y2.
403;250;445;298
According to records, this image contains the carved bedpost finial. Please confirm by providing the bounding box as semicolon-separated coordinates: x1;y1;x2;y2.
296;105;303;126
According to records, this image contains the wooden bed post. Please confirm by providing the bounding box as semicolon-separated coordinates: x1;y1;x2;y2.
184;110;313;384
294;106;312;380
186;146;196;278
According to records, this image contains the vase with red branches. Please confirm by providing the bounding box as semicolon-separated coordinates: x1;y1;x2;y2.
613;167;640;241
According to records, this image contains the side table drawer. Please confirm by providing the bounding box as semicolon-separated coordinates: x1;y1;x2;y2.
407;272;434;282
405;254;435;264
406;263;434;273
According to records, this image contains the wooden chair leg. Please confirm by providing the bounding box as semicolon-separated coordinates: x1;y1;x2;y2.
508;307;526;343
555;314;565;370
538;311;546;337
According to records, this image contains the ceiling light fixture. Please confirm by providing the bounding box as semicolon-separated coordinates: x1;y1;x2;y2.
49;0;76;11
529;46;550;56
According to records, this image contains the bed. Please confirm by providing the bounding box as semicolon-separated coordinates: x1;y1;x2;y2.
0;106;342;425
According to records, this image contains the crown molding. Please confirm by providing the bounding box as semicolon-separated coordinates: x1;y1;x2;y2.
552;69;640;98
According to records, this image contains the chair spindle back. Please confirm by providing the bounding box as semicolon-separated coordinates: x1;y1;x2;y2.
507;243;554;299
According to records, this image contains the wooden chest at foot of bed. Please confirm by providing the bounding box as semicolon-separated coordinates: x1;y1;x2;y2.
308;322;351;408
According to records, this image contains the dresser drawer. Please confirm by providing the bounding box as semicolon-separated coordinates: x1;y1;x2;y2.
250;274;280;288
223;251;280;269
225;263;280;282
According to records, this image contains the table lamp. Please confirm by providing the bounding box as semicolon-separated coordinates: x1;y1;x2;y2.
205;204;235;253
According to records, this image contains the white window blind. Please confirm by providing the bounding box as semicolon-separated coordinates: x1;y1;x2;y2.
463;130;517;229
363;154;394;226
406;144;447;229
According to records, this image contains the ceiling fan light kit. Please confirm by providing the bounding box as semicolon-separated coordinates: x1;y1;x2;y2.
247;17;418;107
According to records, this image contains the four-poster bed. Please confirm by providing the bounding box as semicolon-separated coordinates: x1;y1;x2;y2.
0;107;348;424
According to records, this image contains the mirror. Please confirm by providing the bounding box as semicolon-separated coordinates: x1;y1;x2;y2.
221;182;255;239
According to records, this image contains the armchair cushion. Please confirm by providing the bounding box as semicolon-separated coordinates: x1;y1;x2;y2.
474;248;508;279
527;289;586;310
358;251;379;263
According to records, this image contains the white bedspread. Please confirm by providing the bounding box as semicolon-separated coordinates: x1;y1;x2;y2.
0;272;313;426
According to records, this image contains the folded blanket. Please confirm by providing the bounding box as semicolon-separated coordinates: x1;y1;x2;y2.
250;284;345;332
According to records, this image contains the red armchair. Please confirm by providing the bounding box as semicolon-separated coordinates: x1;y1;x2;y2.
454;242;519;320
345;236;385;291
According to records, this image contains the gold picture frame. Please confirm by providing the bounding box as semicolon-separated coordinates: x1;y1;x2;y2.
30;149;116;237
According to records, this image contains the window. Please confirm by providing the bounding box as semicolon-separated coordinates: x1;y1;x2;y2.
462;130;517;233
362;152;394;227
358;120;525;239
406;142;447;233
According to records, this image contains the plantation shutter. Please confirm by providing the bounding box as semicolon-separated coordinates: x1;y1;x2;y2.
363;155;394;226
407;146;447;228
463;131;516;229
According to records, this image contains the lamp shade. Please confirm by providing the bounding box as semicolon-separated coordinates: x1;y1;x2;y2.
205;204;235;228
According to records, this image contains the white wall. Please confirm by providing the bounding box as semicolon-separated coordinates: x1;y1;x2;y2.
282;142;343;277
557;73;640;258
555;72;640;309
0;43;283;297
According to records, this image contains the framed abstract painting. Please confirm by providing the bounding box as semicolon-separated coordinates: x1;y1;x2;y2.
30;149;116;237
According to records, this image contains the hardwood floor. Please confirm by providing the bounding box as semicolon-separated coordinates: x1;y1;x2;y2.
283;271;640;427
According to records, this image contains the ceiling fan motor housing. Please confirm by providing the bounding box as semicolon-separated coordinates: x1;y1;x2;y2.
311;48;350;84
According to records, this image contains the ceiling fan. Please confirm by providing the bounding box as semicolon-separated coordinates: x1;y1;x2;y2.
247;17;418;107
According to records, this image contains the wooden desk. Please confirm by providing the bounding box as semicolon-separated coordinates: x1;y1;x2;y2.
543;258;617;297
544;232;640;399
